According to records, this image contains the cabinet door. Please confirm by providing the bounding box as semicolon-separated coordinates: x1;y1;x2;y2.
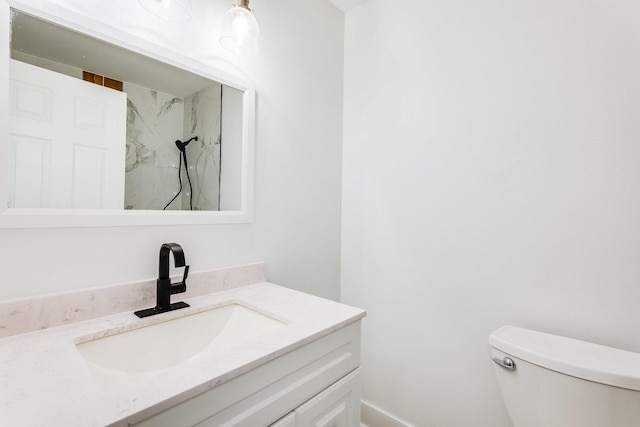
269;412;295;427
295;368;360;427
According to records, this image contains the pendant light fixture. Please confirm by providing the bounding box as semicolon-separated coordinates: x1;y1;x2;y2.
219;0;260;54
139;0;192;22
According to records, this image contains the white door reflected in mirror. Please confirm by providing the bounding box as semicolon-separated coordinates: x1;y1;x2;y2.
9;59;126;209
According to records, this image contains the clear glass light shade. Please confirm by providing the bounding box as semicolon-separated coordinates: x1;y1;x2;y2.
219;6;260;54
139;0;192;22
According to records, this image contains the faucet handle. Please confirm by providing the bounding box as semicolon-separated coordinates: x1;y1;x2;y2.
182;265;189;284
170;265;189;295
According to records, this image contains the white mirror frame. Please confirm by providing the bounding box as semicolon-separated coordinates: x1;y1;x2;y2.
0;0;255;228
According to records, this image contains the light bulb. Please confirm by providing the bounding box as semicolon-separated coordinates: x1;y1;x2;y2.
232;14;250;42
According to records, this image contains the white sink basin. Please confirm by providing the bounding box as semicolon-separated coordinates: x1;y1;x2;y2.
76;303;285;386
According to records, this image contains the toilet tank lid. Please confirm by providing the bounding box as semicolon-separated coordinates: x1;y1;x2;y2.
489;326;640;392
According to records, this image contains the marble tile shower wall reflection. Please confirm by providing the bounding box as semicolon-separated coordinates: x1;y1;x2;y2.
182;84;222;211
124;83;222;211
124;83;184;210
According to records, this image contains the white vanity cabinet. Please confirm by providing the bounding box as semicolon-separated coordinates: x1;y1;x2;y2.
268;367;360;427
267;368;360;427
288;368;361;427
132;321;362;427
269;413;296;427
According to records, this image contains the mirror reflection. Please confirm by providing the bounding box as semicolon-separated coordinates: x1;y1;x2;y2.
8;10;243;211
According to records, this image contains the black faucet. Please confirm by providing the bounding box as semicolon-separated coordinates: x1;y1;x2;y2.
134;243;190;318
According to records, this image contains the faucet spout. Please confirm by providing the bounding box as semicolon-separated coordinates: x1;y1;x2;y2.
159;243;185;280
134;243;190;318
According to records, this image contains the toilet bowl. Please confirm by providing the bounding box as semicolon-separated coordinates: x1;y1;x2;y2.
489;326;640;427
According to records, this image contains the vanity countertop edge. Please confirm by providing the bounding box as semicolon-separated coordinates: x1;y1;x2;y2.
0;282;366;426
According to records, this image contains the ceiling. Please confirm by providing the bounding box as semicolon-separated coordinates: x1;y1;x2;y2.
9;11;216;98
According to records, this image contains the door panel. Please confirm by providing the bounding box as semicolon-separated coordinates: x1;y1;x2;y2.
295;369;361;427
269;412;295;427
9;59;126;209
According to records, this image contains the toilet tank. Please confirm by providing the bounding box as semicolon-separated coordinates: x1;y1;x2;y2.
489;326;640;427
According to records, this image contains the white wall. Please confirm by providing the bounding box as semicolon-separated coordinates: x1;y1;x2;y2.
341;0;640;425
0;0;344;301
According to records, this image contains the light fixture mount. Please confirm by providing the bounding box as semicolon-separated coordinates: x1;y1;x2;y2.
237;0;251;10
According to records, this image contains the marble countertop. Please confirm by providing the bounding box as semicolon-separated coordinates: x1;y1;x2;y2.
0;283;365;426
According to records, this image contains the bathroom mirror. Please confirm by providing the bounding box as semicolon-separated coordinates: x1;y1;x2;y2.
0;0;255;228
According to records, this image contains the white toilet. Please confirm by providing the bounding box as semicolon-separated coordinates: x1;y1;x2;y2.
489;325;640;427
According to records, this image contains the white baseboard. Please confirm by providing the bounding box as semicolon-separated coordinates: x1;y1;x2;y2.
361;400;413;427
